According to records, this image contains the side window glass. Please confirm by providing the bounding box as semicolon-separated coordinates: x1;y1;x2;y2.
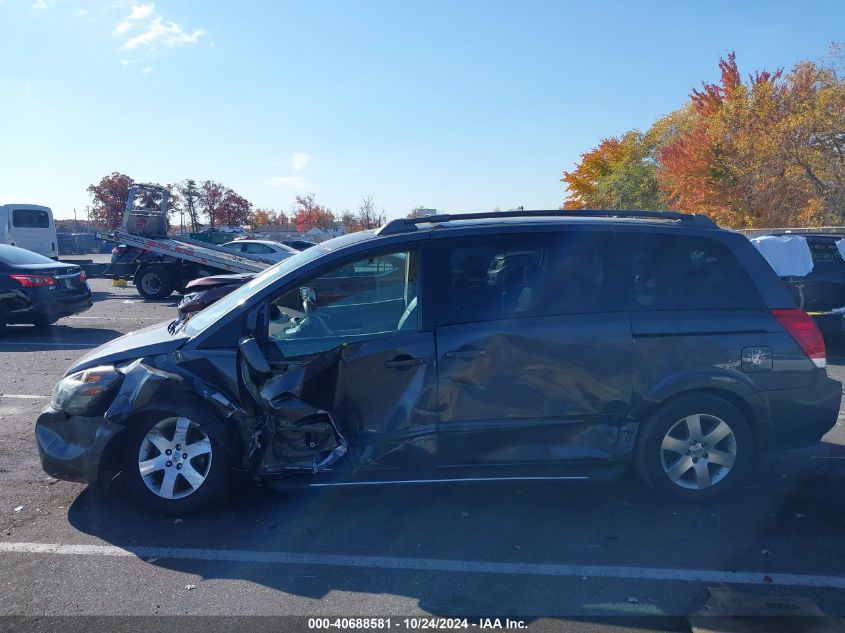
439;231;621;325
264;249;420;364
243;243;267;254
623;233;763;310
808;238;844;264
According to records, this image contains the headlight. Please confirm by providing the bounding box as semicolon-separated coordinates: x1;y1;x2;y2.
51;365;122;415
179;292;199;306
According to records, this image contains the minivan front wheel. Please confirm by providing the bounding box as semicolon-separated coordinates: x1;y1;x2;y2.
123;412;230;514
636;394;753;500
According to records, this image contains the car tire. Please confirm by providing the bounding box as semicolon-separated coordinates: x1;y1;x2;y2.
123;410;232;515
635;393;754;501
134;266;174;300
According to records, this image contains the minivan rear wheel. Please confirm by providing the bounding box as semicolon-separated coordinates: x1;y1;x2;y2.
636;394;753;500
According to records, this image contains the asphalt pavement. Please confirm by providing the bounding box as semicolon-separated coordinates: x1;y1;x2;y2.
1;279;844;631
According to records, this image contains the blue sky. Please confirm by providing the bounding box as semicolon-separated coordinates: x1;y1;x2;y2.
1;0;843;221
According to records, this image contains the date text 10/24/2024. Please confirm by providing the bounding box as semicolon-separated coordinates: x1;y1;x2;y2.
308;618;528;630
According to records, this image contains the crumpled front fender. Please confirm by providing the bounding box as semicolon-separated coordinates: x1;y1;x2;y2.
104;357;246;424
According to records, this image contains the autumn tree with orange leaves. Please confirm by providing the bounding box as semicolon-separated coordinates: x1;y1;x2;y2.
293;194;336;232
563;48;845;228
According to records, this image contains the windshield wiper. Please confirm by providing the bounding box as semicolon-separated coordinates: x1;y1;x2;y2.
167;313;193;335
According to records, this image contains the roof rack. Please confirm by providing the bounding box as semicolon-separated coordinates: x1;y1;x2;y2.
377;209;717;236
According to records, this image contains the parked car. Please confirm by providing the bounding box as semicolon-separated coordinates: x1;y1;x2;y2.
280;239;317;251
220;239;298;263
749;232;845;340
0;244;92;330
199;226;244;235
36;210;840;514
177;272;254;315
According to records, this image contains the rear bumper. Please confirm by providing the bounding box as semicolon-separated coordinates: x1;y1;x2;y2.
5;286;92;323
759;373;842;450
35;405;124;483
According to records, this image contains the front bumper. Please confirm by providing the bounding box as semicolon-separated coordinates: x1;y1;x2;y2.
35;405;125;483
760;372;842;450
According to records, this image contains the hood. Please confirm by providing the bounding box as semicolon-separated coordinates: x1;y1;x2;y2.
66;321;189;375
185;272;253;291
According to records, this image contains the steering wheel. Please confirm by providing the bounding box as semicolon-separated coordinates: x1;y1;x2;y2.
301;295;334;337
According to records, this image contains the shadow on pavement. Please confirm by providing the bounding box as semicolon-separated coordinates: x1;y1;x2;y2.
0;324;123;349
66;441;845;618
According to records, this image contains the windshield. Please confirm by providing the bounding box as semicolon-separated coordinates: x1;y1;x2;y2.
182;245;327;336
0;244;56;265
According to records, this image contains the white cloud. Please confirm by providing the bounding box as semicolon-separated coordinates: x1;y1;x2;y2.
128;3;153;20
120;59;131;66
74;8;89;16
141;66;152;74
265;176;310;188
32;0;48;9
123;16;205;50
291;152;311;172
113;4;204;55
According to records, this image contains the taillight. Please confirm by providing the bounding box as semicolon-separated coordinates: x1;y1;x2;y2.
9;274;56;288
79;270;87;282
772;309;826;368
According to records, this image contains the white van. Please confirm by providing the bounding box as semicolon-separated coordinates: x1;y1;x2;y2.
0;204;58;259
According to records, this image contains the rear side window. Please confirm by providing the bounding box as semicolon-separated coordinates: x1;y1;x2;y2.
620;232;764;310
437;230;623;325
12;209;50;228
243;243;273;254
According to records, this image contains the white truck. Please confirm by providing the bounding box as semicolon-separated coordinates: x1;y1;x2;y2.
100;184;271;299
0;203;58;259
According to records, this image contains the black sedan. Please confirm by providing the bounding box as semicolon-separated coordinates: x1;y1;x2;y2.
0;244;92;330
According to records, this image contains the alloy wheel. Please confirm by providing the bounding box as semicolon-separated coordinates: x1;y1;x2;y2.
137;416;212;500
660;413;737;490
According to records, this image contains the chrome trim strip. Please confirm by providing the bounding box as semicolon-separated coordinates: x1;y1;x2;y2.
307;475;589;488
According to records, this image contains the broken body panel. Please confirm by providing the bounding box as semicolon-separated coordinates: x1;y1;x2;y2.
36;218;842;494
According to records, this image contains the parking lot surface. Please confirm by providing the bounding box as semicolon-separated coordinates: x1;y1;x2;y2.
1;279;844;630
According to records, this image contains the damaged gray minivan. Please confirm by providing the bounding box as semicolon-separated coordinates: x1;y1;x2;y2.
36;210;842;514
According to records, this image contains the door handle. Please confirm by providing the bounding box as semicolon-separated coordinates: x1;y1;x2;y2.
385;356;427;369
445;348;486;360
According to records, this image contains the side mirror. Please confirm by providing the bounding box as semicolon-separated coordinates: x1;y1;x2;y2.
239;337;272;377
299;286;316;303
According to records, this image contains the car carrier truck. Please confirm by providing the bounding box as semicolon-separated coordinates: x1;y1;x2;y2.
99;184;271;299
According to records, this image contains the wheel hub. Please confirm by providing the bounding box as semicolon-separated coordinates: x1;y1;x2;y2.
137;417;212;500
660;413;737;490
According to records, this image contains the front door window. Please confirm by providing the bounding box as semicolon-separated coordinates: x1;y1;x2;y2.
263;249;420;369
